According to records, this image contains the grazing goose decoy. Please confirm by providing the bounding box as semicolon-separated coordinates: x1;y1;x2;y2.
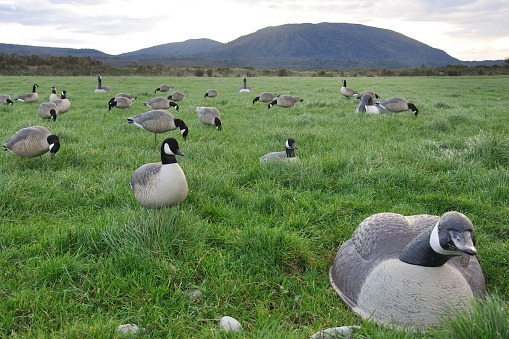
15;84;39;103
127;109;188;143
253;92;278;104
195;106;222;130
115;93;137;100
259;138;299;163
94;75;112;92
49;86;61;101
329;211;487;329
204;89;220;98
356;90;380;100
0;94;13;105
38;102;59;121
130;137;188;208
168;91;188;102
155;85;173;94
355;93;388;114
340;80;358;98
143;96;180;111
109;96;133;111
3;125;61;161
268;94;303;109
237;75;252;92
375;97;419;116
51;91;70;114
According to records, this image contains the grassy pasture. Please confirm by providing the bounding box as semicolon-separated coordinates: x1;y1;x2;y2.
1;75;508;338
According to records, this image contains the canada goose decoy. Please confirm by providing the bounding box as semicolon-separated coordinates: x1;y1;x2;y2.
253;92;278;104
268;95;303;109
49;86;61;101
237;75;252;92
15;84;39;103
355;93;388;114
155;85;173;94
329;211;487;329
109;97;133;111
204;89;220;98
115;93;137;101
130;137;188;208
51;91;70;114
127;109;188;143
340;80;358;98
168;91;188;102
356;90;380;100
0;94;13;105
143;97;180;111
259;138;299;163
375;97;419;116
195;106;222;130
95;75;112;93
38;102;59;121
3;125;61;161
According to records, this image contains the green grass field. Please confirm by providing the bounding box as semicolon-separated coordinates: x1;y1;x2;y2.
1;75;508;338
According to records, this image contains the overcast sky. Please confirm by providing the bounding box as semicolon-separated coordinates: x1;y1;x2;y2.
0;0;507;61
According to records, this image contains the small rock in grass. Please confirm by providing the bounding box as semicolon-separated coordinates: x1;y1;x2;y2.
310;326;360;339
117;323;145;336
219;316;241;332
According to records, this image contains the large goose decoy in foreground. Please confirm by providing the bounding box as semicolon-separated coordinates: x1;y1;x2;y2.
329;211;487;329
3;125;61;161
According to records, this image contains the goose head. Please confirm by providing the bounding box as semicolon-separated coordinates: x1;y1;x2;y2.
161;137;184;164
285;138;298;157
47;135;61;159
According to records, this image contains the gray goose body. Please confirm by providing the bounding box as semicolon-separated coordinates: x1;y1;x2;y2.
3;125;60;160
355;93;387;114
155;85;173;93
237;75;252;92
15;84;39;103
195;106;222;130
115;93;137;101
51;91;70;114
127;109;188;142
340;80;358;98
0;94;13;105
109;96;133;111
253;92;278;104
268;94;303;109
204;89;220;98
95;75;112;92
168;91;187;101
49;87;61;101
143;97;179;111
329;211;486;329
130;138;188;208
259;138;299;163
38;102;59;121
375;97;419;116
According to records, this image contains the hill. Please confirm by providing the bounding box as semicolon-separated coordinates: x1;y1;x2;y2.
119;38;223;57
0;43;110;58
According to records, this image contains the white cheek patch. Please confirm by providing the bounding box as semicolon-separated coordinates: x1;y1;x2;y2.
49;143;55;151
180;129;186;136
164;142;174;155
429;220;462;256
285;140;290;148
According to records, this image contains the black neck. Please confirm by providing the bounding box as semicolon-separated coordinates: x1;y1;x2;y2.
399;228;452;267
286;148;296;158
161;153;177;165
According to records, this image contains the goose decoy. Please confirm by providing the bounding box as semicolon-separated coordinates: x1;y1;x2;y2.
168;91;187;102
355;93;388;114
375;97;419;116
109;96;133;111
268;95;303;109
15;84;39;103
3;125;61;161
115;93;137;101
329;211;487;329
204;89;220;98
51;91;70;114
356;90;380;100
253;92;278;104
143;97;180;111
49;86;61;101
195;106;222;130
155;85;173;94
0;94;13;105
127;109;188;143
38;102;59;121
237;75;252;92
340;80;358;98
94;75;112;92
130;137;188;208
259;138;299;163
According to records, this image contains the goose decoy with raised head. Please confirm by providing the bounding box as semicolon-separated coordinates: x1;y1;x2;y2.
268;94;303;109
329;211;487;329
3;125;60;161
15;84;39;103
109;96;133;111
155;85;173;94
340;80;358;98
127;109;188;143
51;91;70;114
49;86;61;101
253;92;278;104
204;89;220;98
259;138;299;163
38;102;59;121
94;75;112;92
168;91;188;102
195;106;222;130
130;137;188;208
375;97;419;116
237;75;252;92
0;94;13;105
355;93;388;114
143;96;179;111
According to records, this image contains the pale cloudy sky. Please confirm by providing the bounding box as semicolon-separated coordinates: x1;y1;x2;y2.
0;0;507;61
